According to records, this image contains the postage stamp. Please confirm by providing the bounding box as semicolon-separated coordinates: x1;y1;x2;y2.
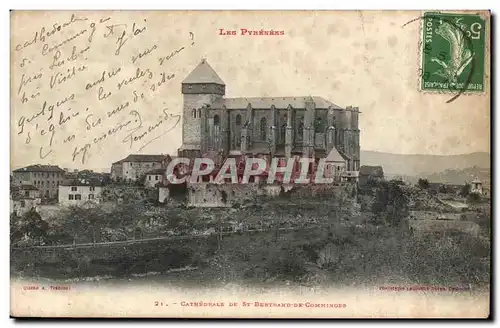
420;12;486;93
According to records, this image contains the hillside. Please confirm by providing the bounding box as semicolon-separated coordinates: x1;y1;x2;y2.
360;151;490;177
422;167;491;186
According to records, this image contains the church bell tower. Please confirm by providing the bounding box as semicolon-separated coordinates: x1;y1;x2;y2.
179;59;225;158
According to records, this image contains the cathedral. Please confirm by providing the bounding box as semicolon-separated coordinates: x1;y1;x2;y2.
178;59;360;172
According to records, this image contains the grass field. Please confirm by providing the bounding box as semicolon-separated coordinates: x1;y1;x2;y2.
11;222;490;289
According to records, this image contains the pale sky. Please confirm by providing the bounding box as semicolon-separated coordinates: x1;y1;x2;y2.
10;10;491;171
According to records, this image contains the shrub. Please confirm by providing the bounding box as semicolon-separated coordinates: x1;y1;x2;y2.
263;243;309;280
316;243;341;269
438;184;451;194
400;234;490;285
467;193;482;203
11;210;49;246
460;183;471;197
418;178;430;189
371;181;409;227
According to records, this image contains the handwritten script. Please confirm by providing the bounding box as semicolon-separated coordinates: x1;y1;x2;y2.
12;12;194;167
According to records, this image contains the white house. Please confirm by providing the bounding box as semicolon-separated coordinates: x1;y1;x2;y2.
58;179;103;206
470;177;483;195
144;168;165;189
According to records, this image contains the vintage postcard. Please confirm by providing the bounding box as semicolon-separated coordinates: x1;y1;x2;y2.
9;10;491;318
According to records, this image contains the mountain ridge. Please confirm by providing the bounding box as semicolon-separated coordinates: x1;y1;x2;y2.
360;150;490;177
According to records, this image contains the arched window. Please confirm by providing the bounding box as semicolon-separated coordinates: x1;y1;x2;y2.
298;121;304;139
198;108;202;118
260;117;267;141
235;114;242;126
213;115;220;126
192;109;197;118
315;117;324;133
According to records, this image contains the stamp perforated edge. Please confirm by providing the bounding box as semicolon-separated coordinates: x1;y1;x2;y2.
416;10;490;96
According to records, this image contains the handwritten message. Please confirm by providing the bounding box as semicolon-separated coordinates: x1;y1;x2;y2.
11;12;195;167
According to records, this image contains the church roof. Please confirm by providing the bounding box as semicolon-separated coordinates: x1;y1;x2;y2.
112;154;171;165
325;147;347;162
60;178;104;187
13;164;65;173
182;59;225;85
215;96;343;110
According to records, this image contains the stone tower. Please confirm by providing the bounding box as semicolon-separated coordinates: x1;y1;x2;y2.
179;59;225;158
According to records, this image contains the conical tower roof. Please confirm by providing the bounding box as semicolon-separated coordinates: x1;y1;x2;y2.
182;59;225;85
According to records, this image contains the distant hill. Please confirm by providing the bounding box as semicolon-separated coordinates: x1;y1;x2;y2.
360;151;490;177
423;167;491;186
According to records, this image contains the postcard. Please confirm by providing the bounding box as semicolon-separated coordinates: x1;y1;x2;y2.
10;10;491;318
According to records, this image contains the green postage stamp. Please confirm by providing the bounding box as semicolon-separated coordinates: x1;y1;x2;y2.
421;12;486;93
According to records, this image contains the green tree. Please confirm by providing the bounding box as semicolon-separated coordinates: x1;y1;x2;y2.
371;183;389;217
438;184;450;194
60;205;95;244
333;192;353;223
371;181;409;227
134;174;147;187
13;209;49;246
54;200;147;245
418;178;430;189
391;178;405;185
104;200;145;238
59;203;108;244
85;206;105;243
467;192;481;203
460;183;471;197
10;213;23;245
